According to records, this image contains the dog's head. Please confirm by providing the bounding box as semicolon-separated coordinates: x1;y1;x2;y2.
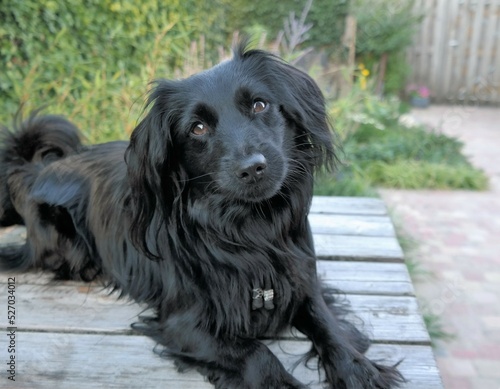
125;44;335;257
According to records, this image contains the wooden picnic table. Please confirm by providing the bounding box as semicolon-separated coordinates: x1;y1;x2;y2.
0;196;443;388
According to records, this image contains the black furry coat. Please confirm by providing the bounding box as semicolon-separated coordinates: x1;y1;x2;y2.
0;46;403;388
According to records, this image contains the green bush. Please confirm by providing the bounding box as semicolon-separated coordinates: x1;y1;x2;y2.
349;124;473;166
225;0;349;50
314;92;489;196
366;161;488;190
352;0;421;56
351;0;423;95
1;2;486;196
315;168;378;197
0;0;228;141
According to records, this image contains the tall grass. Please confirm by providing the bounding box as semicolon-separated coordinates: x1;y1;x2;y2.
2;25;232;144
314;91;489;195
366;160;488;190
5;27;172;143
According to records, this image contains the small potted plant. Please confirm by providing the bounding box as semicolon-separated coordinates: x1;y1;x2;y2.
407;84;430;108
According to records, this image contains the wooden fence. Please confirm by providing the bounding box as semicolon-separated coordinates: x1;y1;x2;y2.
407;0;500;104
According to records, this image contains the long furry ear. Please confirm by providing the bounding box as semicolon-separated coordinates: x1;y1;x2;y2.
238;46;337;174
124;81;182;259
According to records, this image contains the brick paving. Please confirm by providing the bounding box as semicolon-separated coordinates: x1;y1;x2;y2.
380;105;500;389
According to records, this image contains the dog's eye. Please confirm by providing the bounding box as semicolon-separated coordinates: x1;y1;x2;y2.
253;100;268;113
191;122;208;136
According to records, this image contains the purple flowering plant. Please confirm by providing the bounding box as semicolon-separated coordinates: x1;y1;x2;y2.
407;84;430;99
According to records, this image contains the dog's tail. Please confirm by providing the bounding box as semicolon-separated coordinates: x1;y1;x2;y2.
0;111;82;226
0;112;82;272
0;110;82;165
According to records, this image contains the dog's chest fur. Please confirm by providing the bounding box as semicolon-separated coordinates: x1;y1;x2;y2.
160;197;311;338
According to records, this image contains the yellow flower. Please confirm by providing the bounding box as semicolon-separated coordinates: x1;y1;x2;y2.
361;69;370;77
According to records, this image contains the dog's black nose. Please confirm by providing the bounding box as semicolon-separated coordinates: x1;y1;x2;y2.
237;154;267;182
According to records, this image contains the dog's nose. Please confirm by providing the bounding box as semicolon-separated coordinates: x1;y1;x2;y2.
237;154;267;182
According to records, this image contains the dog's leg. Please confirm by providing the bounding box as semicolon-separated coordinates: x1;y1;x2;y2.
291;222;405;389
134;314;307;389
293;293;404;389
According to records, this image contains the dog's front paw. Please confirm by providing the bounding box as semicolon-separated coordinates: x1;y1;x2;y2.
279;375;309;389
360;360;405;389
243;369;308;389
206;370;307;389
324;353;404;389
259;376;308;389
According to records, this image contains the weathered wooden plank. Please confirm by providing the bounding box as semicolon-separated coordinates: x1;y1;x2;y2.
0;260;414;296
310;196;388;216
0;198;395;243
0;198;389;246
314;234;404;262
0;226;25;246
7;333;443;389
343;294;429;344
309;213;395;237
0;283;141;334
480;0;500;93
316;261;414;296
430;0;447;95
418;0;433;83
0;229;405;262
466;0;487;95
366;344;443;389
279;294;429;344
278;293;429;344
442;0;460;98
0;220;405;263
0;283;428;344
455;0;471;100
0;271;79;286
493;0;500;88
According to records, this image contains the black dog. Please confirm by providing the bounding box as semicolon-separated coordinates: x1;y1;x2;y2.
0;45;403;388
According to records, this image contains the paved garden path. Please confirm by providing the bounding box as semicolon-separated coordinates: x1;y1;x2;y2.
380;105;500;389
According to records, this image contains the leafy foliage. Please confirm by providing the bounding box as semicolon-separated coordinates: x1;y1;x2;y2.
315;91;489;196
1;1;486;197
349;124;473;166
365;160;488;190
225;0;349;50
314;168;378;197
352;0;422;56
423;312;455;346
0;0;228;137
349;0;423;96
0;1;231;143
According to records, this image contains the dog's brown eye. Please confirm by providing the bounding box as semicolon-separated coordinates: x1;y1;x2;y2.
253;100;268;113
191;123;208;136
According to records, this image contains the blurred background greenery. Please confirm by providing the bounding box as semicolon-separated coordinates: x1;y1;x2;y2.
0;0;488;195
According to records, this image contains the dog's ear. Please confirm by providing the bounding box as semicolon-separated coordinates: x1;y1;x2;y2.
239;47;337;173
273;61;337;173
125;81;183;259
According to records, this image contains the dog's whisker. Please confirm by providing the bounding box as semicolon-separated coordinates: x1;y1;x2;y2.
179;172;215;183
